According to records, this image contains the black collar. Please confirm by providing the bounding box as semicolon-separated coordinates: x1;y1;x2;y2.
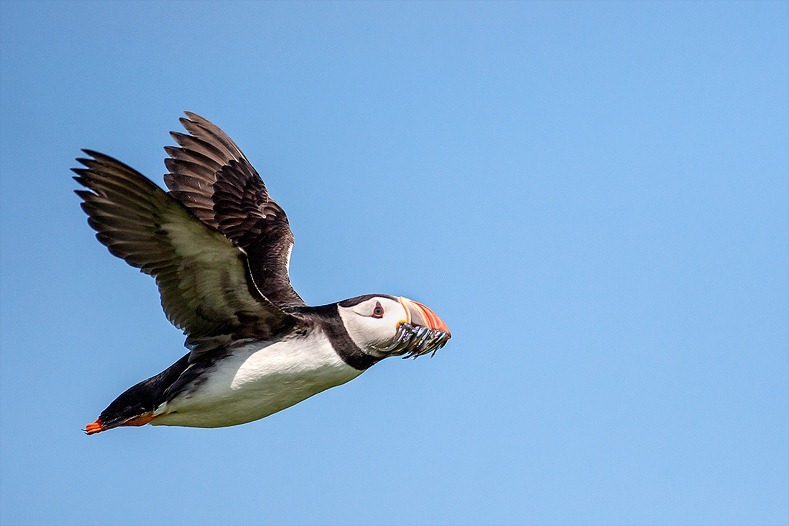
300;304;381;371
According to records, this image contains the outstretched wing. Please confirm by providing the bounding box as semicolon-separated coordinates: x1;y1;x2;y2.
73;150;301;358
163;112;305;309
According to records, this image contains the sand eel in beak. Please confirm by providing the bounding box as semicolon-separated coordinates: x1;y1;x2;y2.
74;112;451;434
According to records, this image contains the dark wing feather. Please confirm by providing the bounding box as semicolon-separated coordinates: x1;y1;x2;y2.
73;150;301;359
164;112;305;309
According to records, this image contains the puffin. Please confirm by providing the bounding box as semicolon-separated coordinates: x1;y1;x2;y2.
74;112;451;434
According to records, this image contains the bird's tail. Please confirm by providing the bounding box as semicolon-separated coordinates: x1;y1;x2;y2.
84;413;154;435
84;353;190;435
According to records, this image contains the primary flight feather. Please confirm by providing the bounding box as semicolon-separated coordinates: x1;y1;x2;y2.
75;112;451;434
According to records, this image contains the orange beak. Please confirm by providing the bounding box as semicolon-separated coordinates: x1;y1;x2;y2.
398;297;451;336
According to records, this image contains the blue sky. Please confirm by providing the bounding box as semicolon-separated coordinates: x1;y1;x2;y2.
1;2;787;525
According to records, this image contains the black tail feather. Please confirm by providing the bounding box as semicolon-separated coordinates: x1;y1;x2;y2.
88;353;190;433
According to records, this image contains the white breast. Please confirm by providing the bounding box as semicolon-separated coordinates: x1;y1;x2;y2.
152;328;363;428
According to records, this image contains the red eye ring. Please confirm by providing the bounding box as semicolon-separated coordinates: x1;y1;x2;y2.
372;302;384;318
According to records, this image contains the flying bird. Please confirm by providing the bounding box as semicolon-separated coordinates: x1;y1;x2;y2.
74;112;451;434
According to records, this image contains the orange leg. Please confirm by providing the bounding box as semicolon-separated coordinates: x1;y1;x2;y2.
84;412;154;435
122;413;154;427
84;419;105;435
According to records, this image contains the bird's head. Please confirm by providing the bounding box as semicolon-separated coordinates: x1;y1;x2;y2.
337;295;451;359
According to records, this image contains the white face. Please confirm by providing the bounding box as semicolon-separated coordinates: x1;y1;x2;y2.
337;296;408;357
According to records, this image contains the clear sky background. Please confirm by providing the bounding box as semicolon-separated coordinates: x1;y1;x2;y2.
1;2;787;525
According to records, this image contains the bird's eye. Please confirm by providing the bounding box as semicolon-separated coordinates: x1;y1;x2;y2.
372;302;385;318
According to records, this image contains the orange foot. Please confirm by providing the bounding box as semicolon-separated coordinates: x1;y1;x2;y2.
84;419;105;435
84;413;154;435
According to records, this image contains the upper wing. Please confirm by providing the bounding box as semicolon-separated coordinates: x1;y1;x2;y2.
73;150;302;358
163;112;305;309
